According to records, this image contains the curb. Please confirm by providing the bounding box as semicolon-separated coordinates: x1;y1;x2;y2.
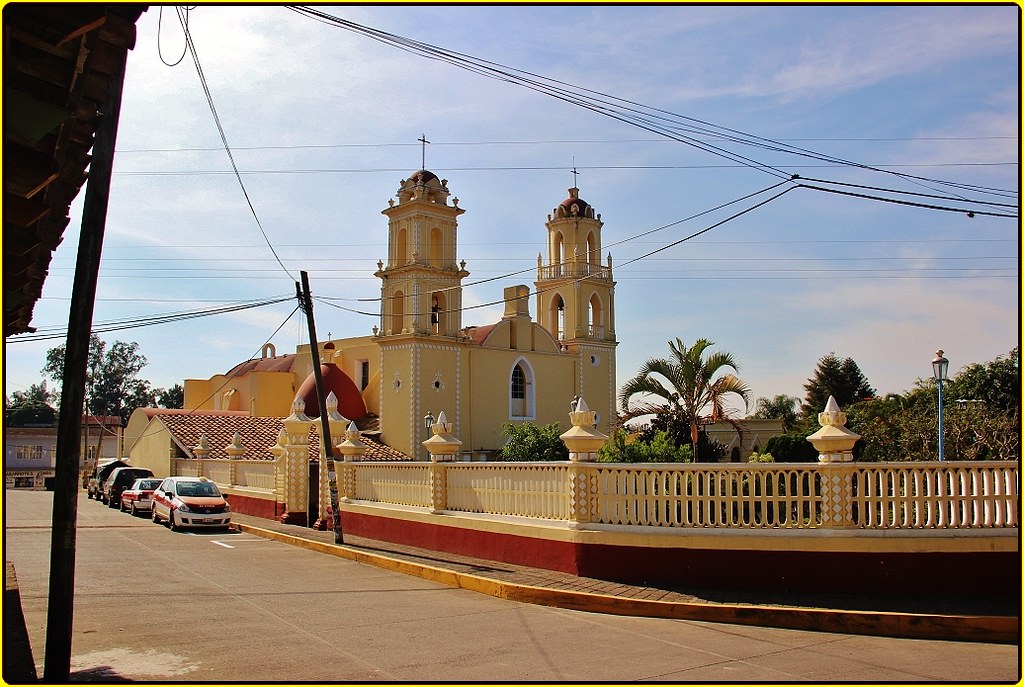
235;523;1018;645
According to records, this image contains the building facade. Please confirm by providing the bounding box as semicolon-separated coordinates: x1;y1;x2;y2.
180;172;618;460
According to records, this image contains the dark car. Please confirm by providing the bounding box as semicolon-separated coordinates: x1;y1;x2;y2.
103;467;155;508
87;459;128;500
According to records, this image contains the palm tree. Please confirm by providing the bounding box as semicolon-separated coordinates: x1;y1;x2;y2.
619;338;752;461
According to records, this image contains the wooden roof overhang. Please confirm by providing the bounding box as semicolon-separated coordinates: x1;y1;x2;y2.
3;4;146;338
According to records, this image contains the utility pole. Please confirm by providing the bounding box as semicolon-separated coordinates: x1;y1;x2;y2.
298;271;344;544
43;36;128;683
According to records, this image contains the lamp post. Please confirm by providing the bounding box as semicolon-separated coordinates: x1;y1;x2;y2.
423;411;434;460
931;350;949;462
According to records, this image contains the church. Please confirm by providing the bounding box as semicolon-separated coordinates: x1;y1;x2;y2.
174;169;619;461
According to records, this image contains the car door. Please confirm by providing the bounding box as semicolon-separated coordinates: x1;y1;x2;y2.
153;479;172;519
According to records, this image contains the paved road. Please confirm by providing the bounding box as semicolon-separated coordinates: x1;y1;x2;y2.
3;489;1018;682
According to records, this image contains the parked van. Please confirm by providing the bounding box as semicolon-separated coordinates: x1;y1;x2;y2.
87;460;128;500
103;466;154;508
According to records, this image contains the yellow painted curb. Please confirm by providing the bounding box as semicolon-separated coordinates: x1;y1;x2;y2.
235;523;1018;644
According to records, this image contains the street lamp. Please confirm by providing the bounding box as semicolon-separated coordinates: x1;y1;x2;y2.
932;350;949;462
423;411;435;461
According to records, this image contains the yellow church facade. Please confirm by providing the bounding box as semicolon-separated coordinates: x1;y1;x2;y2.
183;170;617;460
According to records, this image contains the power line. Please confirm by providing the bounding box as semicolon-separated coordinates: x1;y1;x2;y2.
174;7;296;282
114;135;1019;154
284;6;1017;213
8;296;295;343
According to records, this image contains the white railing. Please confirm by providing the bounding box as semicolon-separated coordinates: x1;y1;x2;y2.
176;457;1018;530
352;463;432;508
172;458;276;493
593;464;824;528
851;463;1018;528
445;463;570;519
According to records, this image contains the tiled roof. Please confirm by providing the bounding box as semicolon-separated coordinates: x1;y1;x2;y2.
155;412;411;462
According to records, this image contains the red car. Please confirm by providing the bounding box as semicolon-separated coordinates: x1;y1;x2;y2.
119;477;163;516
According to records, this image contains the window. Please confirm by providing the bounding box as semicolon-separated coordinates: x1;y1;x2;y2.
360;361;370;390
511;365;525;400
15;445;43;461
509;358;535;419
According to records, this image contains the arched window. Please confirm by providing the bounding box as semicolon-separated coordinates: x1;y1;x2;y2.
391;290;405;334
395;228;408;265
429;227;444;267
588;293;603;338
586;230;599;265
509;358;535;419
549;295;565;340
430;291;446;334
552;232;564;276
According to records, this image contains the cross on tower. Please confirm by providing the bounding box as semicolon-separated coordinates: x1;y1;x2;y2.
571;157;580;188
418;133;430;170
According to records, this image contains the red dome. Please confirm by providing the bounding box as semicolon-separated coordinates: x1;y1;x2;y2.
560;195;590;217
296;362;367;419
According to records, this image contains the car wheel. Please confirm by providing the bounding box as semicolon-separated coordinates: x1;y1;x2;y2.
130;503;137;517
168;510;179;531
119;499;127;512
108;497;117;509
152;506;160;524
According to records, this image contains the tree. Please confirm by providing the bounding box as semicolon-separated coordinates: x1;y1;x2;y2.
800;353;874;417
155;384;184;409
619;338;751;462
5;399;57;427
8;381;56;406
751;394;799;431
42;334;151;426
948;347;1019;413
496;421;569;461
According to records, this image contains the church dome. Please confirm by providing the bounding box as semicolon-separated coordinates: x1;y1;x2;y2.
559;187;591;218
296;360;367;419
409;169;438;184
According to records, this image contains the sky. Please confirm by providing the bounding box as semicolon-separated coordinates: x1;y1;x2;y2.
4;4;1019;416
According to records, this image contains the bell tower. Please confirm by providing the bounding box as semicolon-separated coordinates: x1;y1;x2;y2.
535;186;616;346
535;185;617;418
376;170;469;337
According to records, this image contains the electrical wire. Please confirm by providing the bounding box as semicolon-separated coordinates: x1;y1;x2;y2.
8;296;295;343
284;5;1017;215
174;7;297;282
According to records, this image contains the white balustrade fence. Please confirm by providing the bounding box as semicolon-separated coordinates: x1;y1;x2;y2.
173;457;1018;530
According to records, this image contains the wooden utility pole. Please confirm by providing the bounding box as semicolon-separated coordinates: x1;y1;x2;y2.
299;271;345;545
43;42;128;683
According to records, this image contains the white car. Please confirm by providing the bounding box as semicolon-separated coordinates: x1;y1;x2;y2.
151;476;231;530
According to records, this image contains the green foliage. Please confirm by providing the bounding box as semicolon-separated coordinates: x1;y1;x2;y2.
763;433;820;463
8;382;55;406
496;421;569;461
5;399;57;427
800;352;875;417
947;347;1019;414
619;337;751;461
155;383;184;409
42;334;153;426
598;429;693;463
751;394;799;431
747;452;775;463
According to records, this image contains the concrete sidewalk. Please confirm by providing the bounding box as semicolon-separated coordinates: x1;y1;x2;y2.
231;513;1018;645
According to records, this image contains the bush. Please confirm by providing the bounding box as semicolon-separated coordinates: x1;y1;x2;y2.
598;429;692;463
496;421;569;461
763;433;819;463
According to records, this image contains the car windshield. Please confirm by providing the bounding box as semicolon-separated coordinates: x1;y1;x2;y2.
176;481;220;497
137;479;162;490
